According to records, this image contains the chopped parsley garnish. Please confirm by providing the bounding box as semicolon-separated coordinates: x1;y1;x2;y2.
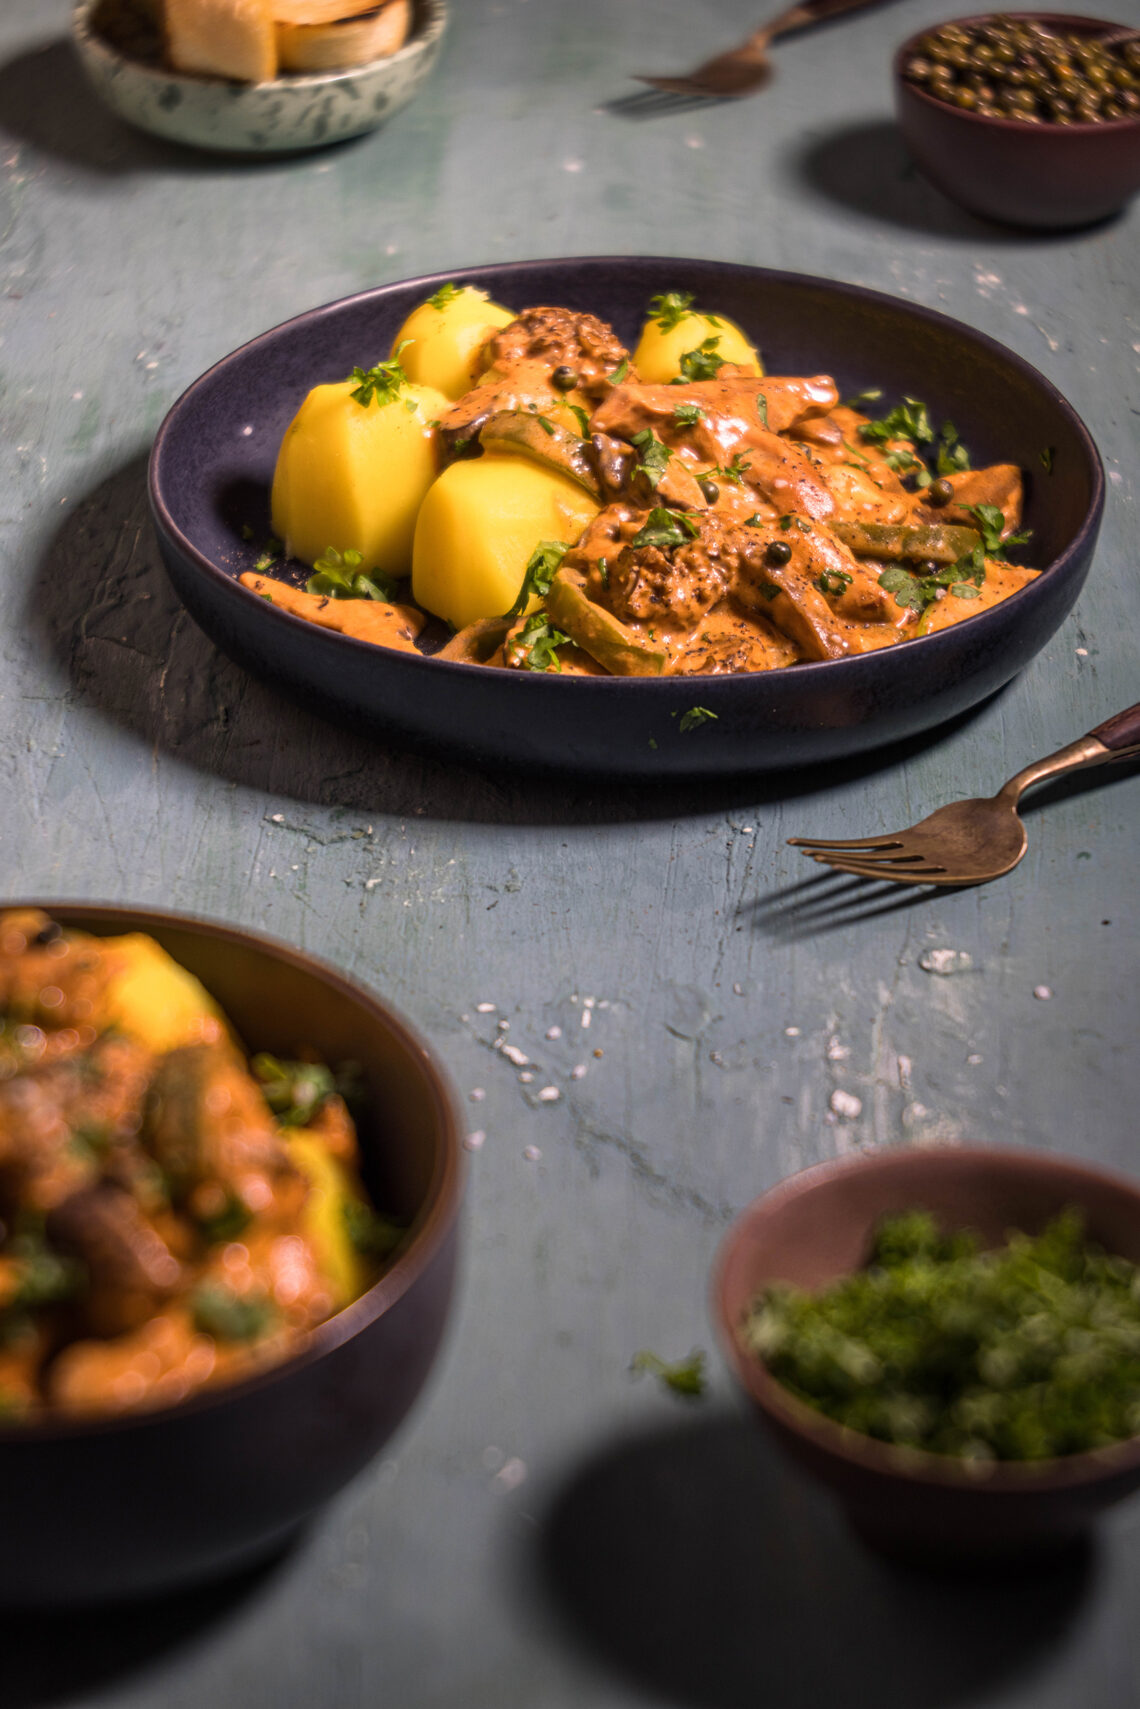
610;358;630;386
253;536;283;572
816;567;853;596
648;290;700;332
756;393;769;429
676;337;725;384
744;1209;1140;1461
859;395;934;448
343;1200;404;1260
307;547;398;605
516;613;571;672
743;513;765;527
778;514;811;534
240;523;254;542
679;706;718;733
936;419;971;475
672;401;704;427
251;1052;336;1127
844;387;884;410
880;543;988;616
196;1192;252;1247
1039;445;1056;474
9;1247;85;1310
597;556;609;589
630;508;700;551
535;414;555;436
427;281;464;310
963;503;1031;558
504;539;570;620
568;403;591;437
632;1347;707;1398
630;427;673;489
713;452;749;486
349;343;411;408
192;1284;275;1344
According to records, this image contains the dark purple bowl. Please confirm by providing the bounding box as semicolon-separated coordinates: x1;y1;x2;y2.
149;257;1104;777
716;1146;1140;1564
0;904;463;1605
895;14;1140;229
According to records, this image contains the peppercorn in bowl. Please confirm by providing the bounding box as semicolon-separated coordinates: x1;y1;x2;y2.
715;1146;1140;1564
0;904;463;1604
895;13;1140;227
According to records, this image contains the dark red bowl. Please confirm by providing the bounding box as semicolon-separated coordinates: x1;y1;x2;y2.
0;904;463;1605
715;1145;1140;1565
895;14;1140;229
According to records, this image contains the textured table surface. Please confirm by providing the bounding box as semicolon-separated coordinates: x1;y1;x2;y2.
2;0;1140;1702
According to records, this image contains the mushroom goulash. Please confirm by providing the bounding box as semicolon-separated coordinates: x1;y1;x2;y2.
0;911;398;1421
245;284;1039;678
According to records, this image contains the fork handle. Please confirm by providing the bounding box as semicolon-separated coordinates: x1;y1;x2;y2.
999;700;1140;803
741;0;885;51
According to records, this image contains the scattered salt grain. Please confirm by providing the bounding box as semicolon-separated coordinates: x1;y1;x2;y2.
784;1026;800;1038
476;1002;496;1013
570;1064;587;1080
497;1019;510;1031
897;1054;912;1088
545;1026;562;1040
1076;647;1089;657
519;1071;535;1084
270;813;284;823
537;1087;561;1103
827;1037;850;1062
464;1131;485;1152
1034;985;1053;1001
495;1457;527;1491
919;948;974;976
967;1053;983;1066
469;1088;486;1102
501;1044;529;1067
733;983;743;996
580;1010;591;1029
523;1145;542;1162
830;1090;863;1119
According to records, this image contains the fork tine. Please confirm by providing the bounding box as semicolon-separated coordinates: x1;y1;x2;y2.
808;853;948;883
787;834;905;852
604;88;716;118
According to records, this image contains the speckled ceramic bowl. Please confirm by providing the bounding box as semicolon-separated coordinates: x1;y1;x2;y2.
71;0;448;155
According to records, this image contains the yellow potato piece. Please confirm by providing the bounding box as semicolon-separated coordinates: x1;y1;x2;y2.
165;0;277;82
632;311;763;383
287;1133;366;1310
412;453;599;631
101;934;227;1053
271;377;448;578
391;287;515;401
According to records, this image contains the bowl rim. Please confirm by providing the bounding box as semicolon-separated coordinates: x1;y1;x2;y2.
0;900;464;1444
894;11;1140;134
147;254;1106;696
713;1142;1140;1492
71;0;449;93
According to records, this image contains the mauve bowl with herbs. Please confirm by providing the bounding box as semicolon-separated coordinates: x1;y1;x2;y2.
895;13;1140;228
0;904;463;1606
715;1146;1140;1564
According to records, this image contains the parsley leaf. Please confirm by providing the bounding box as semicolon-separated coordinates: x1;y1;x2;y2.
253;536;283;572
859;395;934;448
251;1053;337;1127
597;556;610;589
648;290;696;332
517;613;571;672
427;281;463;310
609;358;629;386
343;1200;404;1260
756;393;769;430
192;1284;275;1344
632;1347;707;1398
672;401;703;427
676;337;725;384
1039;445;1056;474
936;419;971;475
844;387;883;410
878;565;925;612
630;427;673;489
679;706;718;733
568;403;591;437
307;547;398;604
504;539;570;620
630;508;700;551
713;452;749;486
963;503;1031;559
350;343;411;408
816;567;853;596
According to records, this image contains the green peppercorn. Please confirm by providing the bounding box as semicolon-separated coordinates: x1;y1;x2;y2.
551;366;578;392
927;477;955;508
699;478;720;505
765;540;793;568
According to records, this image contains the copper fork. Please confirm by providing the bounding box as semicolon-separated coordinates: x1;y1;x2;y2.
633;0;888;100
788;702;1140;888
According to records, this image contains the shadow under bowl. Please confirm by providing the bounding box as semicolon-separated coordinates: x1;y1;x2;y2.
149;257;1104;778
71;0;448;155
714;1145;1140;1565
0;903;463;1606
894;13;1140;229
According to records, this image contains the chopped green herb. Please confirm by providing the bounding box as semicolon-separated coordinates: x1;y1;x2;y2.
844;387;884;410
8;1248;85;1311
349;343;411;408
677;337;725;384
648;737;658;750
343;1199;404;1260
196;1192;252;1247
756;581;780;601
610;358;629;386
713;452;750;486
878;565;925;612
679;706;718;733
949;583;982;599
253;536;283;573
672;401;704;427
648;290;697;332
816;567;853;596
516;613;572;672
535;414;556;436
632;1347;707;1398
251;1053;336;1127
744;1209;1140;1461
936;419;971;475
778;514;811;534
630;508;700;551
192;1284;274;1344
1039;445;1056;474
568;403;591;437
427;281;464;310
859;395;934;448
597;556;610;589
504;539;570;620
962;503;1031;558
756;393;769;430
240;523;254;542
743;513;764;527
307;547;398;605
630;427;673;489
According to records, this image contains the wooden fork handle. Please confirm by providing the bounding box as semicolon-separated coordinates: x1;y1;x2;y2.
743;0;886;50
1090;701;1140;753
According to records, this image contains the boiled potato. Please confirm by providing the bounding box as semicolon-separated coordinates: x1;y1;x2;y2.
413;454;599;631
391;285;515;401
633;306;762;383
101;934;226;1054
271;375;448;578
287;1133;366;1310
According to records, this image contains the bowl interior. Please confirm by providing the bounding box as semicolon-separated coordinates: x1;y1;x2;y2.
154;257;1098;600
